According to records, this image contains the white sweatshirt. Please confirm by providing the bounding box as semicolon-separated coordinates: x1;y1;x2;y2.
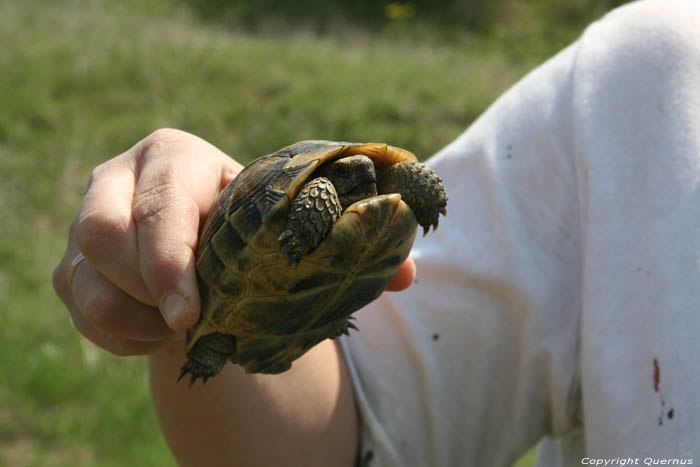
340;1;700;465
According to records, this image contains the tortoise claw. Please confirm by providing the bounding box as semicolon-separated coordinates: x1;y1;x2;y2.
177;333;236;387
334;318;360;337
178;359;216;387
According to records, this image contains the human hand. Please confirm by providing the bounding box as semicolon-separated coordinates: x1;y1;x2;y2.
53;129;415;357
52;129;242;355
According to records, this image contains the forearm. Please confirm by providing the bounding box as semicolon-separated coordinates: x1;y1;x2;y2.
148;338;358;467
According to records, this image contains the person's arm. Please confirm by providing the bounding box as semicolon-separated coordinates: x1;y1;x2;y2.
53;128;415;466
149;337;357;467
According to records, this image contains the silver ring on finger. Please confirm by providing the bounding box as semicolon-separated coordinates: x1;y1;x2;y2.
66;252;87;289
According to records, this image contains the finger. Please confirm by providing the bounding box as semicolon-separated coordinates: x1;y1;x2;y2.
386;256;416;292
75;129;240;330
132;129;241;331
134;181;200;332
75;132;240;308
70;257;174;341
70;302;174;357
75;163;155;305
54;254;173;356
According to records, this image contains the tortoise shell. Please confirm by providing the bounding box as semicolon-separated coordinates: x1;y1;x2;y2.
187;141;420;374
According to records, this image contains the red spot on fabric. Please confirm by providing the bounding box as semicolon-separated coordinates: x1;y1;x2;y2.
653;358;660;392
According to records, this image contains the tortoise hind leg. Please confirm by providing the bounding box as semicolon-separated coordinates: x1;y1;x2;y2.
179;333;236;386
279;177;341;266
377;161;448;236
334;316;359;337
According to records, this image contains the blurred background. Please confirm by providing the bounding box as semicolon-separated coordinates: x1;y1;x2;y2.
1;0;626;465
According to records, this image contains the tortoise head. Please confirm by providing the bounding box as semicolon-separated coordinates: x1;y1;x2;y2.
315;155;377;209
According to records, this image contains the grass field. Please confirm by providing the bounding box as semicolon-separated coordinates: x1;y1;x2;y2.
0;0;608;464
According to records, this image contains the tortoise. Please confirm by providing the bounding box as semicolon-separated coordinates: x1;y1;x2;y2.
179;140;448;384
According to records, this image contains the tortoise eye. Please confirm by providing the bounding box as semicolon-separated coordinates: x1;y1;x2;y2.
334;166;348;177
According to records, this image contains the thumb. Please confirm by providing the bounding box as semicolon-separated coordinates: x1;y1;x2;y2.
133;176;203;331
130;130;238;331
386;257;416;292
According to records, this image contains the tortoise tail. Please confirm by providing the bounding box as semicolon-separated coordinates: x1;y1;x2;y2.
178;332;236;387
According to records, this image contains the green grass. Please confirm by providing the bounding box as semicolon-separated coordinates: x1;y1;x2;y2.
0;0;601;464
515;449;538;467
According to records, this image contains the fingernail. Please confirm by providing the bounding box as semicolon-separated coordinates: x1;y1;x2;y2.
161;291;191;331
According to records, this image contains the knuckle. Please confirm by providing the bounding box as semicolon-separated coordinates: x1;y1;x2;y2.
141;128;188;160
132;180;183;225
132;176;199;229
89;161;109;182
146;127;182;144
75;207;128;258
85;160;118;192
85;165;102;192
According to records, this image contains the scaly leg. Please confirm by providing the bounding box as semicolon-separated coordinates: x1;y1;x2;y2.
378;161;449;236
279;177;342;266
179;332;236;386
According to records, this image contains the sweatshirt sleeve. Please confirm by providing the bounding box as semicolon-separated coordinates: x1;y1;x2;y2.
568;0;700;458
340;0;700;465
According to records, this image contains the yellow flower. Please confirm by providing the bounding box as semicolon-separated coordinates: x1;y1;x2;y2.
386;2;416;20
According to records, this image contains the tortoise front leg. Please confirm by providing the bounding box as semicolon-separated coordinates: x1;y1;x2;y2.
378;161;448;236
279;177;342;266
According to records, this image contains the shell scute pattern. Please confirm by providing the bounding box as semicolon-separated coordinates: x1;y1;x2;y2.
182;140;445;381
